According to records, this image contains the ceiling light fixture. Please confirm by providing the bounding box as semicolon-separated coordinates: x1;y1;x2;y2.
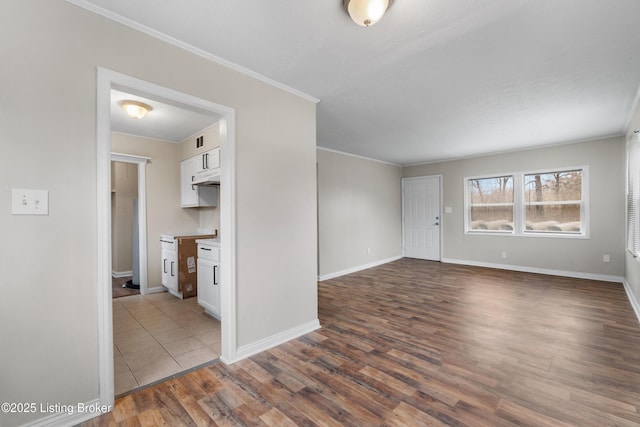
344;0;393;27
121;100;152;119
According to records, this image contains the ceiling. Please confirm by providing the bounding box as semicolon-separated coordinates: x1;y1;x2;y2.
77;0;640;165
111;89;221;143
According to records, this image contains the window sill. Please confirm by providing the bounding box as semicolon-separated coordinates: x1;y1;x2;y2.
465;230;589;239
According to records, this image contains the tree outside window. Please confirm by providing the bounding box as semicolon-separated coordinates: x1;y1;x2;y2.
468;176;514;231
524;170;582;233
465;167;587;237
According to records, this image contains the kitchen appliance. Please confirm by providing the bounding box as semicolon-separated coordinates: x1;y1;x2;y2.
192;168;220;186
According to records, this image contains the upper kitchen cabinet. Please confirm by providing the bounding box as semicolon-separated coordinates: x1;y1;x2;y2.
195;147;220;175
181;156;217;207
180;122;220;160
179;122;221;207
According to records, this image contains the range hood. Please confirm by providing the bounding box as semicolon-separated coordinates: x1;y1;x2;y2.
193;168;220;186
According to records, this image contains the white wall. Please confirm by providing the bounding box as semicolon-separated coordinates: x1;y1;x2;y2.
0;1;317;425
404;137;626;279
317;148;403;278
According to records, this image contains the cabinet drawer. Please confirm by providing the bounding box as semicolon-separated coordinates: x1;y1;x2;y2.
160;238;176;250
197;244;219;261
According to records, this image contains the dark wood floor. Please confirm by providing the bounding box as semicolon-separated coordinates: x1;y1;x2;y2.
83;258;640;426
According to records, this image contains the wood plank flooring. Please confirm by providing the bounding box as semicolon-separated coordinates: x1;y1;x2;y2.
82;258;640;426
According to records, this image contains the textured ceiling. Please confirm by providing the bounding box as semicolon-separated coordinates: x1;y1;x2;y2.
73;0;640;165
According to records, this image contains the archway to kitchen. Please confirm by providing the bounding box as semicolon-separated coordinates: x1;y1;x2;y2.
96;68;237;407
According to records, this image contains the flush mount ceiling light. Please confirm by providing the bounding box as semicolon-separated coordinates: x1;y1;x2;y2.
344;0;393;27
121;100;152;119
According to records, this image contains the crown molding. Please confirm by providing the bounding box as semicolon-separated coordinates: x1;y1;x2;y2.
66;0;320;104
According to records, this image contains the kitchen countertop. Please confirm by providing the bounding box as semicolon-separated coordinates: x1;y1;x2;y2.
196;238;220;246
161;231;217;240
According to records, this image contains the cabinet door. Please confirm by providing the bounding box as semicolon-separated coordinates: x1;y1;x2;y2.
180;157;198;207
197;259;220;319
161;250;169;287
207;147;220;169
162;249;178;292
211;262;220;318
195;147;220;174
195;152;207;174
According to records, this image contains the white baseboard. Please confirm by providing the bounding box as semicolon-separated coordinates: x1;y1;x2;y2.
441;258;624;283
144;286;167;295
111;271;132;278
23;398;112;427
223;319;321;364
623;279;640;325
318;255;403;281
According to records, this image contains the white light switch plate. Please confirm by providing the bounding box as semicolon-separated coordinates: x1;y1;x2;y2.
12;189;49;215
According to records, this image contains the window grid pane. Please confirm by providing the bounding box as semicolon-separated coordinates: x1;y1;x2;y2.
524;170;582;233
468;176;514;231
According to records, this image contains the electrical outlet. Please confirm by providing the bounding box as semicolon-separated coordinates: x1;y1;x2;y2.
501;251;507;259
11;189;49;215
603;254;611;263
367;247;371;254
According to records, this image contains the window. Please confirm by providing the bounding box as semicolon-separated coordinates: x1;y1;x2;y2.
524;170;583;234
468;176;514;232
627;134;640;256
465;167;588;237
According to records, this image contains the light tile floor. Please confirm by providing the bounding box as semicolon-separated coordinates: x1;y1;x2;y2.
113;292;221;396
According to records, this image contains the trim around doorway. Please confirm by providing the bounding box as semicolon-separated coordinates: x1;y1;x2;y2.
96;68;238;412
401;175;443;261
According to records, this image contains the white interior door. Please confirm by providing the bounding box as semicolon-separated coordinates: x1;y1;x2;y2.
403;176;441;260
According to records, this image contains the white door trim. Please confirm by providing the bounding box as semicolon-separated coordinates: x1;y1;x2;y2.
401;175;443;261
96;67;238;409
110;152;149;295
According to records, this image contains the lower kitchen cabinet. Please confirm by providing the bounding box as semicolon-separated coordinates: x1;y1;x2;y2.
197;240;220;319
161;238;178;293
161;234;214;299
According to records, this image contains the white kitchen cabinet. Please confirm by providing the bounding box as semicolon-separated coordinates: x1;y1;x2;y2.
180;157;217;208
161;238;178;293
195;147;220;175
197;240;220;319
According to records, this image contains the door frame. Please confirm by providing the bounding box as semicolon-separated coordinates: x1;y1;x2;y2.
110;153;150;294
401;175;443;261
96;68;237;408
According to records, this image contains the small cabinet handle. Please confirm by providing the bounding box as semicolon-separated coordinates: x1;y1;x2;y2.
170;261;175;277
213;265;218;285
201;247;211;251
163;259;167;273
191;175;196;191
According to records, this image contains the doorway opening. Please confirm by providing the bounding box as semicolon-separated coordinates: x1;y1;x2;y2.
96;68;238;407
110;154;148;299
